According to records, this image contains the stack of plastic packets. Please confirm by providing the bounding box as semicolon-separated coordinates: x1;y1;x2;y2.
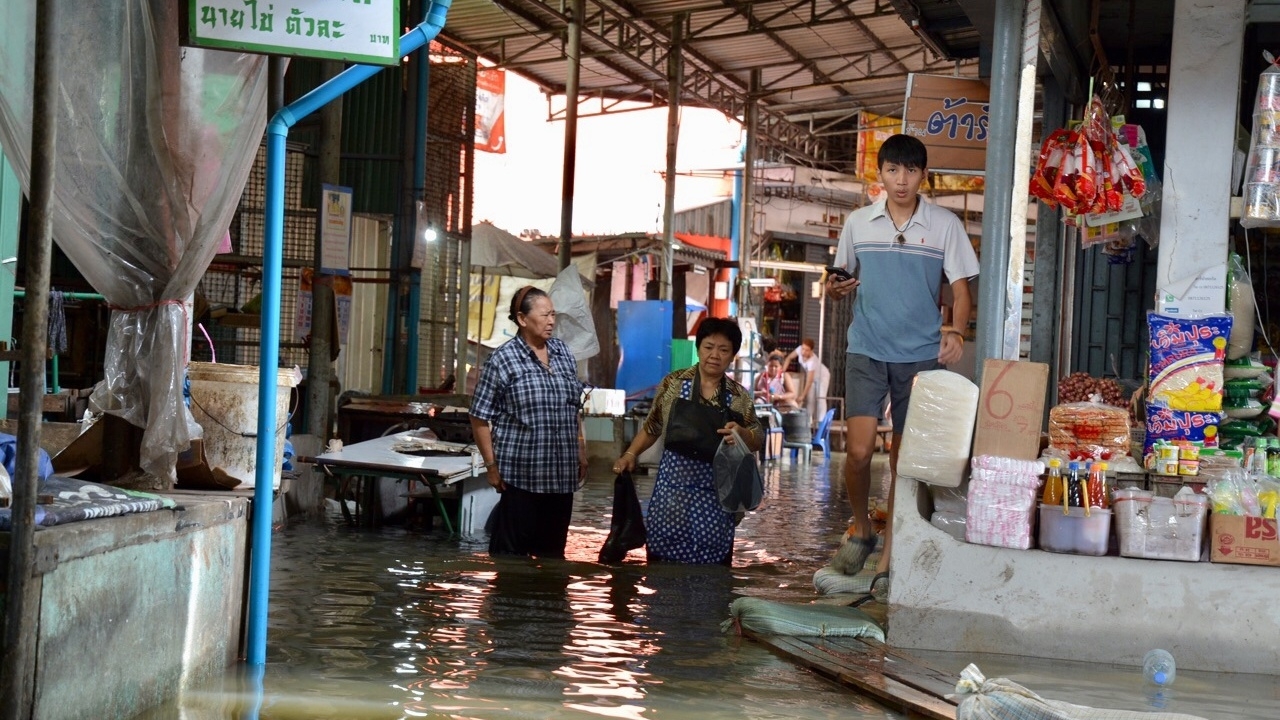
965;456;1045;550
1243;56;1280;227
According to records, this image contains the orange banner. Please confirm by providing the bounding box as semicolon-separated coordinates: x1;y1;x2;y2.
856;112;901;183
476;68;506;154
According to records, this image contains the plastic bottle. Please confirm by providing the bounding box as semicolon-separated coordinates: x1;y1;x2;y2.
1042;458;1063;506
1066;461;1084;509
1269;438;1280;478
1143;649;1176;686
1088;461;1109;509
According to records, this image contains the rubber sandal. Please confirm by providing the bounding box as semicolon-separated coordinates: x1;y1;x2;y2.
830;532;876;576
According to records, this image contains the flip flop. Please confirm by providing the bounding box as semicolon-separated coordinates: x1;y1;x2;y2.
830;532;876;576
849;571;890;608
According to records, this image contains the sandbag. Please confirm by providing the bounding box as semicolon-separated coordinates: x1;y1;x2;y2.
812;566;881;596
954;664;1208;720
897;370;979;487
721;597;884;641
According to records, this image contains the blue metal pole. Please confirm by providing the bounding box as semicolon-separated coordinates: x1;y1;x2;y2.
405;35;430;394
247;0;454;667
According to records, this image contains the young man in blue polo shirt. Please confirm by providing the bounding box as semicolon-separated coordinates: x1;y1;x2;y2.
826;134;979;584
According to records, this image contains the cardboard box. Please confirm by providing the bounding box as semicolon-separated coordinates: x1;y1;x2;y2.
1209;514;1280;567
972;359;1049;460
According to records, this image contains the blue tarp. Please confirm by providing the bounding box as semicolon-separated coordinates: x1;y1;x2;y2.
0;431;54;481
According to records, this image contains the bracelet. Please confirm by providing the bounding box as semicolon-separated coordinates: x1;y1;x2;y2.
622;450;636;458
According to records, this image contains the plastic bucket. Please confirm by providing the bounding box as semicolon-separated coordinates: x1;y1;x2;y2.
187;362;298;489
781;411;810;443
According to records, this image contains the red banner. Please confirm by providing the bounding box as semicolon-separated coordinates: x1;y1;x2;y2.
475;69;506;154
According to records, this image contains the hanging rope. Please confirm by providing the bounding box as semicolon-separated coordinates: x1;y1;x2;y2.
48;290;67;354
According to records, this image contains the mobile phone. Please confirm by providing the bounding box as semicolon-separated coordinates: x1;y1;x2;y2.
825;265;854;282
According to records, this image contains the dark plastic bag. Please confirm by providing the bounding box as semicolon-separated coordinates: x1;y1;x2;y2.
714;430;763;512
664;396;726;462
599;471;647;562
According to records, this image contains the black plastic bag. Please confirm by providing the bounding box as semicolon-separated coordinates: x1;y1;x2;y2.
598;471;647;562
664;396;727;462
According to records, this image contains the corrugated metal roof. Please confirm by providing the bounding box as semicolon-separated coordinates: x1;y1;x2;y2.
438;0;980;173
439;0;1176;172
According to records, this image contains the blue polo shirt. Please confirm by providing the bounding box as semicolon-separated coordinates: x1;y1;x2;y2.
832;198;979;363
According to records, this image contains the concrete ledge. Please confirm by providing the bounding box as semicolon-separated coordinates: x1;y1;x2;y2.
886;476;1280;674
7;497;249;719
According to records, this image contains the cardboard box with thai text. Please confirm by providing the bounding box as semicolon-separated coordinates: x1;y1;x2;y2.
1209;514;1280;567
972;359;1049;461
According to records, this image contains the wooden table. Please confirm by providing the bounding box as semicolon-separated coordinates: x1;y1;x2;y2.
314;430;492;535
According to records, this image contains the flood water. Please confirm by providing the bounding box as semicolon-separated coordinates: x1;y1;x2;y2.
137;456;1273;719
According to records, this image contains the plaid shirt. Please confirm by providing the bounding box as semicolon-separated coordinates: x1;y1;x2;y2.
471;334;583;493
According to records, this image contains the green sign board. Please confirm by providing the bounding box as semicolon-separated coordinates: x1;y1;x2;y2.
186;0;401;66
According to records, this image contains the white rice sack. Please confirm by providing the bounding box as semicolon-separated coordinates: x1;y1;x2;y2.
897;370;979;487
721;597;884;641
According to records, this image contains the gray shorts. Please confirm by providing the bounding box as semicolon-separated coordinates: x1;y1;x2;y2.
844;353;942;434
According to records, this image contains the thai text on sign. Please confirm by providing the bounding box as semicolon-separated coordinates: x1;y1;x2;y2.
186;0;401;66
902;74;991;173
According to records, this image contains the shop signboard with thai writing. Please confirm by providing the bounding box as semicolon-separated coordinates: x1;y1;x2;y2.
903;74;990;174
184;0;400;66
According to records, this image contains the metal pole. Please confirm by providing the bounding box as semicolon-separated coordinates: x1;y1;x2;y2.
1003;0;1041;360
454;57;477;390
405;19;428;393
307;61;342;436
558;0;584;270
1030;75;1066;376
2;0;56;715
660;16;684;302
738;70;759;313
975;0;1025;377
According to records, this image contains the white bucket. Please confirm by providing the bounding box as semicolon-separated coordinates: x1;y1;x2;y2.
187;362;298;489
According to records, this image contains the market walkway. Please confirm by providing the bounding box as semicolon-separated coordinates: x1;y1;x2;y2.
129;452;1270;719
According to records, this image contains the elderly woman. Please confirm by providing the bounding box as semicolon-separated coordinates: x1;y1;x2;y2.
612;318;763;564
470;286;587;558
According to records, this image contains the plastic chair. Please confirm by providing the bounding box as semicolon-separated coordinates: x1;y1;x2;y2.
784;408;836;463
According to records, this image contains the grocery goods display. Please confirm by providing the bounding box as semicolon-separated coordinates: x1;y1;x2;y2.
1057;371;1127;406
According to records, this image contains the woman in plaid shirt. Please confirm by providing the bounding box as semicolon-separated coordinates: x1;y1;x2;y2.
470;286;587;558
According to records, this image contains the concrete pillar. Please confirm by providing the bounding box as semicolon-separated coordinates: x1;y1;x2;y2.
1155;0;1246;316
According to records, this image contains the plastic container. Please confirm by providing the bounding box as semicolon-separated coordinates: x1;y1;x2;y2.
1143;649;1177;686
1113;488;1208;561
187;362;299;489
781;411;810;443
1038;504;1112;555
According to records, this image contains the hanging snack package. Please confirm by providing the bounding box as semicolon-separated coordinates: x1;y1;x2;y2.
1226;253;1258;360
1147;312;1233;413
1242;51;1280;227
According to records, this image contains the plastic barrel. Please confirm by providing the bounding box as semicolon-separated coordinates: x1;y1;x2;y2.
781;411;810;443
187;362;298;489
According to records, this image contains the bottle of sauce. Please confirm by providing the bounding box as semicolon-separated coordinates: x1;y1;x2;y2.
1066;461;1084;510
1088;461;1109;509
1042;458;1063;506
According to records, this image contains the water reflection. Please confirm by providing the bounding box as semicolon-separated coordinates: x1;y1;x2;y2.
141;459;883;719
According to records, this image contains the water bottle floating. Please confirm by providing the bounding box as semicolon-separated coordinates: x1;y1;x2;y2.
1143;648;1176;686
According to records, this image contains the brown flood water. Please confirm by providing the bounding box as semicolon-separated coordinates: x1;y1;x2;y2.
134;456;1275;719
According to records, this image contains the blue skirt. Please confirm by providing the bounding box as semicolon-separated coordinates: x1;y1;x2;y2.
645;449;735;564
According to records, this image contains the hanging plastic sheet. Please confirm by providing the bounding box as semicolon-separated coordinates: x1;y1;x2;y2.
0;0;269;482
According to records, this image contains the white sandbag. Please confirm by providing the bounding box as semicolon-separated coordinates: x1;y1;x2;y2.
954;664;1208;720
812;565;881;596
721;597;884;641
897;370;979;487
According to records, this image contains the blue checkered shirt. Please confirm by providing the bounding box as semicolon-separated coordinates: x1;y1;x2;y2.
470;335;584;494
